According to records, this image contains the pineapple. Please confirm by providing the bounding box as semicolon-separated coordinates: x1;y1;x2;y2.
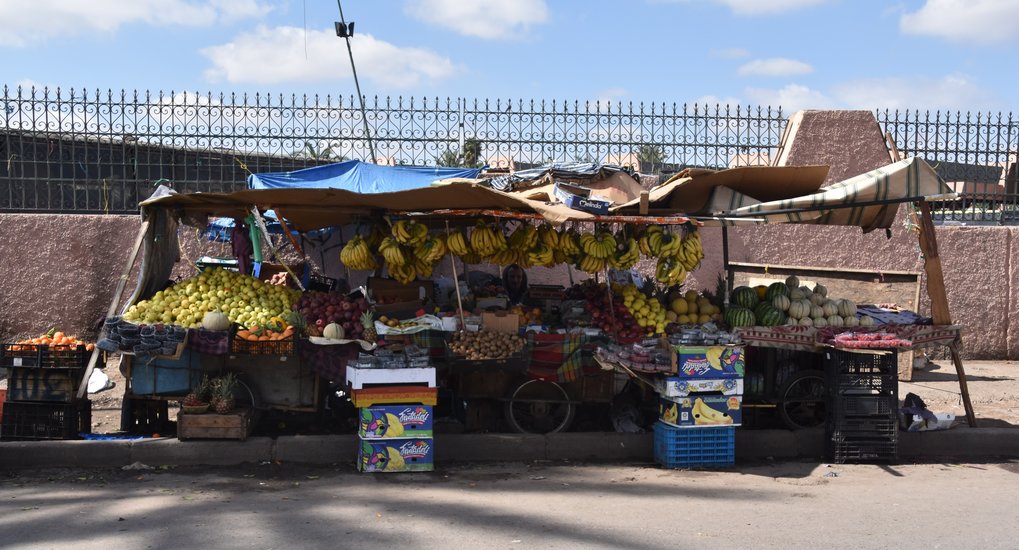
182;376;211;407
211;372;238;414
361;310;377;342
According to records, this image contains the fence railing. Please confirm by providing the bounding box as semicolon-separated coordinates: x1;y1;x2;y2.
2;86;1017;223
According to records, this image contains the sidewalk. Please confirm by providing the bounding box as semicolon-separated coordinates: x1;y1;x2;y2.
2;359;1016;471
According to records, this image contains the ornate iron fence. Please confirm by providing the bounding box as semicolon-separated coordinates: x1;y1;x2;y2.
1;86;1016;222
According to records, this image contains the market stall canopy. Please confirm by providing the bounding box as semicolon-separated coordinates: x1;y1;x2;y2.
611;164;829;215
140;181;604;231
717;157;956;231
247;159;483;193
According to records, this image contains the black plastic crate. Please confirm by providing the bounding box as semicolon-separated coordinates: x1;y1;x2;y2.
6;366;85;402
832;393;897;417
827;416;898;436
831;373;898;394
825;348;898;377
1;400;91;441
828;433;897;463
1;344;89;369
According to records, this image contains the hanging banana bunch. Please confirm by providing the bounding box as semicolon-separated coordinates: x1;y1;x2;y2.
507;222;539;251
378;236;408;267
470;219;507;256
339;235;378;271
608;238;640;270
655;255;688;286
579;230;617;259
392;219;428;246
676;228;705;272
445;228;472;257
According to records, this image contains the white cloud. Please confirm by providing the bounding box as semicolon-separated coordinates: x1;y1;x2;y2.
0;0;272;47
744;83;834;112
831;73;995;110
737;58;813;77
201;26;458;88
900;0;1019;45
659;0;830;16
709;48;751;59
403;0;549;40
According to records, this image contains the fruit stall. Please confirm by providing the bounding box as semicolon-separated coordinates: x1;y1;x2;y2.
0;155;973;469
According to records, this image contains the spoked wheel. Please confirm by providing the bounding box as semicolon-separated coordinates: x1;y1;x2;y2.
504;379;576;434
778;369;826;430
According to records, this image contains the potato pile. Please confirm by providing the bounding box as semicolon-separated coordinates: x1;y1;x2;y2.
449;330;525;360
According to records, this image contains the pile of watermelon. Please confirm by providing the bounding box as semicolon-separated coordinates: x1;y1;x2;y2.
724;283;788;327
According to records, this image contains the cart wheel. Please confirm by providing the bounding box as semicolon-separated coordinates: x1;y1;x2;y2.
504;379;576;434
778;369;826;430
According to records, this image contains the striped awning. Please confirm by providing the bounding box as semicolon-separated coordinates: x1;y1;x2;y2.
716;157;956;231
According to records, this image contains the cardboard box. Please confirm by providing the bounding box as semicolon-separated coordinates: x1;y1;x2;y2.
346;366;436;390
358;437;434;472
482;310;520;334
659;395;743;428
657;377;744;398
671;345;744;379
368;277;435;318
358;404;434;439
554;181;612;214
350;386;438;408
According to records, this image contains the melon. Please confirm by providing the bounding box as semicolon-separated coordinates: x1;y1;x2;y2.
765;282;790;300
786;275;800;289
836;299;857;318
731;286;760;309
859;316;876;327
826;315;844;327
789;288;806;301
814;283;828;297
812;317;828;328
810;305;825;319
724;306;756;327
787;299;809;319
323;323;346;340
771;294;791;312
810;293;826;306
202;311;230;331
844;315;860;327
798;317;814;327
822;300;839;317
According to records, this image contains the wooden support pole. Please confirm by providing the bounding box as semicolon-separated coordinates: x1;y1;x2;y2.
916;200;977;427
77;219;151;399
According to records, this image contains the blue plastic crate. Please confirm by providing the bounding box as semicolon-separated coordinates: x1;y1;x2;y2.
653;422;735;468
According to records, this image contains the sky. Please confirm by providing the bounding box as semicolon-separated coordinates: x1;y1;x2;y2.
1;0;1018;114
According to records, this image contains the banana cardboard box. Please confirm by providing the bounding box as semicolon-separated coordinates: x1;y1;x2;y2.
358;437;434;473
672;345;744;379
358;405;433;439
659;395;743;427
657;377;743;398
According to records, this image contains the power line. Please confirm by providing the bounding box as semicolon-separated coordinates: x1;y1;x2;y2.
335;0;377;164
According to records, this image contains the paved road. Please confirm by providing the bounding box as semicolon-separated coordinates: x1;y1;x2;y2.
2;459;1017;549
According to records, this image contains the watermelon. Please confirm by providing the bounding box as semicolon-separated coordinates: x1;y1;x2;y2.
731;286;759;309
724;305;756;327
755;304;786;327
765;282;790;300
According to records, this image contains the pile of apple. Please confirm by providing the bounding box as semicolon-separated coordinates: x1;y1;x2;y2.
294;291;372;338
566;280;647;342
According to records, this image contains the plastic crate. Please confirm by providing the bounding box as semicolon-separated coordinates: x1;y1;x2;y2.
0;399;91;441
1;344;89;369
825;349;898;376
830;373;897;394
828;432;897;463
6;366;84;402
827;416;898;436
653;422;735;469
832;392;896;418
230;335;298;356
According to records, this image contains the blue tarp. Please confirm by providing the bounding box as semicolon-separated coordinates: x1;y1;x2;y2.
247;159;482;192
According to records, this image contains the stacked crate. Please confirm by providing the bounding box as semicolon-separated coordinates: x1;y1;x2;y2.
654;345;745;468
347;353;436;473
824;349;899;463
1;344;91;441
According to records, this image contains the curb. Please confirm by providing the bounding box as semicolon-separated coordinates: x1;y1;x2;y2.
1;427;1015;471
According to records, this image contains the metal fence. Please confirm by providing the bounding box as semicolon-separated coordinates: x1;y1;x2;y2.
2;86;1016;222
